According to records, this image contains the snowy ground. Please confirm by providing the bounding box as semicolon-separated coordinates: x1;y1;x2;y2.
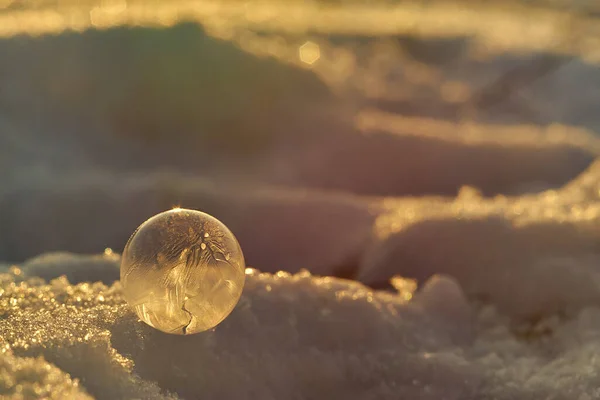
2;0;600;399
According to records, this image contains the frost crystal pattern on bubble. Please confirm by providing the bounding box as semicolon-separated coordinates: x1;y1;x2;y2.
120;208;246;334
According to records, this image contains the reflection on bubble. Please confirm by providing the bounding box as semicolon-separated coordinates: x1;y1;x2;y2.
120;208;245;335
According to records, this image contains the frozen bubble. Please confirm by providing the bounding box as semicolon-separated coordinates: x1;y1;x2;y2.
120;208;246;335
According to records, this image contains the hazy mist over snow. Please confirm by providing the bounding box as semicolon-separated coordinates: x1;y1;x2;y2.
2;0;600;399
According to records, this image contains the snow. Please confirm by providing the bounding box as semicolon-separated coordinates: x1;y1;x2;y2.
2;0;600;398
4;256;600;399
0;349;92;399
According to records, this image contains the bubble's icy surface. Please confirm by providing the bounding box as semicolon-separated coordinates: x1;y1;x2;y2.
120;208;245;335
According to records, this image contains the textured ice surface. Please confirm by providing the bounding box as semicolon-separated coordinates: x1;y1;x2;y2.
0;349;92;399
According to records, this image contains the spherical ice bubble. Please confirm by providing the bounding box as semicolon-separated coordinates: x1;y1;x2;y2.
120;208;246;335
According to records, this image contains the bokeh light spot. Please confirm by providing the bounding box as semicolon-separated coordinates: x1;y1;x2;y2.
299;41;321;65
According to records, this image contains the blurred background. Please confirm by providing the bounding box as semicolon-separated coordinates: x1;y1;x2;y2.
1;0;599;280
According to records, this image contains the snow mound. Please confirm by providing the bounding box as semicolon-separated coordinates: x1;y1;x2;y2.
0;349;92;400
361;160;600;320
2;259;600;399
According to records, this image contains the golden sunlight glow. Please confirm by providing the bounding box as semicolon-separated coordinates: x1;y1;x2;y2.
0;0;14;10
299;41;320;65
90;0;128;28
390;276;417;302
0;1;596;64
